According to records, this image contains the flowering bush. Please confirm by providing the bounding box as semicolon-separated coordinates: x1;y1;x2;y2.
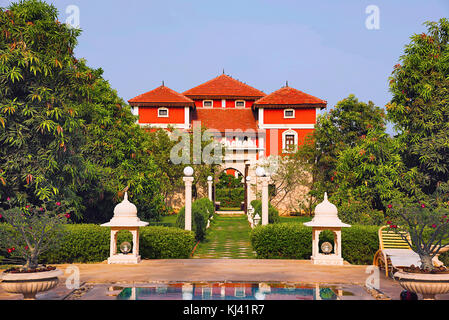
386;201;449;271
0;198;71;271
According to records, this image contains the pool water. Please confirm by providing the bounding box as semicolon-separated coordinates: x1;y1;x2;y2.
117;282;345;300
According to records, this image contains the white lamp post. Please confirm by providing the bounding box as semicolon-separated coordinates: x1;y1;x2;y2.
207;176;213;201
256;167;270;226
183;166;194;231
304;193;351;265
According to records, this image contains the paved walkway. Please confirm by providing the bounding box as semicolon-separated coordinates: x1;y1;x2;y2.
1;259;449;300
193;214;256;259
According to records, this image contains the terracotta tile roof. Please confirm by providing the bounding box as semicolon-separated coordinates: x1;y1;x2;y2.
254;86;327;108
183;74;266;99
128;85;194;106
191;108;258;132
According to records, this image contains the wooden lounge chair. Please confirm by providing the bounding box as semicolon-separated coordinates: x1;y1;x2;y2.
373;226;447;277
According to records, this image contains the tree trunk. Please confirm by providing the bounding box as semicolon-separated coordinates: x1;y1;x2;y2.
420;254;434;271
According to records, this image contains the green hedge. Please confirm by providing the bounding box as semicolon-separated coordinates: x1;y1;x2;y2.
216;188;244;208
0;224;195;264
176;198;214;241
250;200;280;224
250;223;379;265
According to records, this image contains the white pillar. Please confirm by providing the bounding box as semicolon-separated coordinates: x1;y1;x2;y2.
260;176;270;225
131;228;138;257
110;229;118;257
184;177;194;231
246;176;252;205
207;176;213;201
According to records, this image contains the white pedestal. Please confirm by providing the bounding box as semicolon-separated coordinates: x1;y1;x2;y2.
108;254;141;264
311;254;344;265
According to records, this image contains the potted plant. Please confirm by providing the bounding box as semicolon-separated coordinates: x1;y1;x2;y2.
386;201;449;299
0;198;71;300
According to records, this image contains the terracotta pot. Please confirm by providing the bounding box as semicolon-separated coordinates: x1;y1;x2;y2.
394;271;449;300
1;269;63;300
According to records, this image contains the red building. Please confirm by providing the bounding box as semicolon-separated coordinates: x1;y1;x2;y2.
129;73;326;213
128;73;326;158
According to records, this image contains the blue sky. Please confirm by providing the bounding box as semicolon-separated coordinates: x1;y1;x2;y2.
3;0;449;132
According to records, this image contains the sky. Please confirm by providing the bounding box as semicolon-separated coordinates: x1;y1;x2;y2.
2;0;449;133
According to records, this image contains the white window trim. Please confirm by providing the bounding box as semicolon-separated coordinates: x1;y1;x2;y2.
203;100;213;108
158;107;169;118
282;129;298;152
284;109;295;119
235;100;246;108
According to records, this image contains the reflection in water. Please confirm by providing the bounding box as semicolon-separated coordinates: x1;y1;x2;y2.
117;282;343;300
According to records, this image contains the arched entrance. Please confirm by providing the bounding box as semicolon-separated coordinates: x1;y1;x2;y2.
215;167;246;212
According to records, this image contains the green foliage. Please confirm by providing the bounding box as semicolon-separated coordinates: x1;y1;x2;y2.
0;198;70;269
301;95;406;224
387;18;449;202
386;201;449;270
216;188;244;208
175;198;214;241
250;223;379;264
250;199;280;224
0;1;90;208
0;1;167;222
0;224;195;263
216;172;242;189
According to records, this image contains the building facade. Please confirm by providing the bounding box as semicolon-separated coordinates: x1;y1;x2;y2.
128;74;327;213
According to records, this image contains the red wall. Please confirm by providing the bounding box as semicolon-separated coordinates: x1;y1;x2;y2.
193;99;255;109
263;108;316;124
265;128;314;156
138;107;185;124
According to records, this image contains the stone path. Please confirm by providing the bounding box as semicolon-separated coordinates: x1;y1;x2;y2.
193;214;256;259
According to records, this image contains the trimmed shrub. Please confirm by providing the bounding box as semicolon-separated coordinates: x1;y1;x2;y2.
250;223;379;265
175;198;214;241
250;200;280;224
194;198;215;219
216;188;244;208
0;224;195;264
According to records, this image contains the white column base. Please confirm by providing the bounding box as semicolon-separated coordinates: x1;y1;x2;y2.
310;254;344;266
108;254;141;264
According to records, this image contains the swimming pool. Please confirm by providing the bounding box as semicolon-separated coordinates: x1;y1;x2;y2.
116;282;349;300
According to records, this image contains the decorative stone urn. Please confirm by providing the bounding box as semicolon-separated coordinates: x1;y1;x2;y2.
394;271;449;300
1;269;63;300
304;193;350;265
101;192;148;264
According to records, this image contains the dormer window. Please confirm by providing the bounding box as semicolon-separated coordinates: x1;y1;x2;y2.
284;109;295;118
203;100;213;108
235;100;245;108
158;107;169;118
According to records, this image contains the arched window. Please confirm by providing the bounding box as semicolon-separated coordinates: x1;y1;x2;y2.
282;129;298;152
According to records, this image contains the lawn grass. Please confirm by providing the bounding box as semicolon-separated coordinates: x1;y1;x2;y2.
148;214;178;227
217;207;242;211
193;215;256;259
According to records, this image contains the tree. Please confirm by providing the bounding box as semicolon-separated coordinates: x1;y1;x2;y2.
0;0;168;222
387;18;449;203
311;95;387;199
0;0;92;209
303;95;405;224
262;135;317;215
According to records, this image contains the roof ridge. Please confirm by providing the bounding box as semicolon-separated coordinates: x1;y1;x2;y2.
183;73;265;97
159;85;194;102
254;86;327;105
128;84;194;104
